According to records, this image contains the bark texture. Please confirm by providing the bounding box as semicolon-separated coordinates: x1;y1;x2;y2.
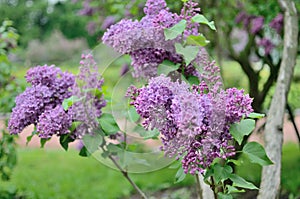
197;174;215;199
257;1;298;199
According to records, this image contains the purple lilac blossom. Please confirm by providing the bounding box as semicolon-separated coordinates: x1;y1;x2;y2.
78;1;95;16
129;58;253;174
8;55;107;141
180;0;201;37
258;38;275;55
225;88;253;123
8;65;75;137
101;16;116;30
37;105;72;139
103;0;200;79
143;0;167;16
130;48;182;78
8;85;53;135
26;65;75;103
235;11;248;24
235;11;252;27
269;13;284;34
250;16;264;34
69;54;106;138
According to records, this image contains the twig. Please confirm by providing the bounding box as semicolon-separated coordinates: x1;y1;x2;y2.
210;176;218;199
101;146;148;199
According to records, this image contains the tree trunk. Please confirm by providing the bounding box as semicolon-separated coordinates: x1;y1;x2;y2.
257;1;298;199
196;174;215;199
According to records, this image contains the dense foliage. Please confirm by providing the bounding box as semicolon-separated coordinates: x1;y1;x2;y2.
0;20;19;198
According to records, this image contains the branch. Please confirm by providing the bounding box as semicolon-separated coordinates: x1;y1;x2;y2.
101;146;148;199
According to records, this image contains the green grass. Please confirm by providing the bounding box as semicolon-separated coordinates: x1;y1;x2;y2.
2;144;298;199
2;148;194;199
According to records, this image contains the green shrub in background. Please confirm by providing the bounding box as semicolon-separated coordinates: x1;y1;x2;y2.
26;30;88;65
0;20;21;198
0;20;25;114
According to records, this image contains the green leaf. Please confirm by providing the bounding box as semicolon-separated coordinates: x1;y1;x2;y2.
26;130;37;145
98;113;120;135
59;134;74;151
164;20;187;40
83;88;103;99
218;193;233;199
186;35;210;46
229;174;258;190
168;160;181;169
192;14;216;31
226;185;245;194
134;125;160;139
204;167;214;182
101;151;110;159
227;159;242;166
62;96;80;111
242;142;273;166
82;133;103;154
187;76;200;85
79;146;90;157
175;43;199;65
128;106;140;122
248;112;265;119
107;143;122;153
213;164;233;183
229;119;255;145
157;60;180;75
69;121;81;132
0;26;5;33
3;20;13;27
175;166;186;183
40;138;49;148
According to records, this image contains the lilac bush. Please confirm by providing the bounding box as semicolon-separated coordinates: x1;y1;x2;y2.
8;0;273;198
108;0;271;197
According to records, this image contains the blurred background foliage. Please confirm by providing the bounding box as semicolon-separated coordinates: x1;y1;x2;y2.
0;20;19;198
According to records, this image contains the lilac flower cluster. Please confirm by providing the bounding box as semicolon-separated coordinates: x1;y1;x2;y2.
129;71;253;174
180;0;201;36
235;12;264;34
250;16;264;34
37;105;72;138
69;54;106;138
269;13;284;34
101;16;116;30
103;0;201;78
78;0;96;16
143;0;167;16
235;11;284;56
236;11;284;36
258;38;275;55
8;65;75;138
8;54;106;141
